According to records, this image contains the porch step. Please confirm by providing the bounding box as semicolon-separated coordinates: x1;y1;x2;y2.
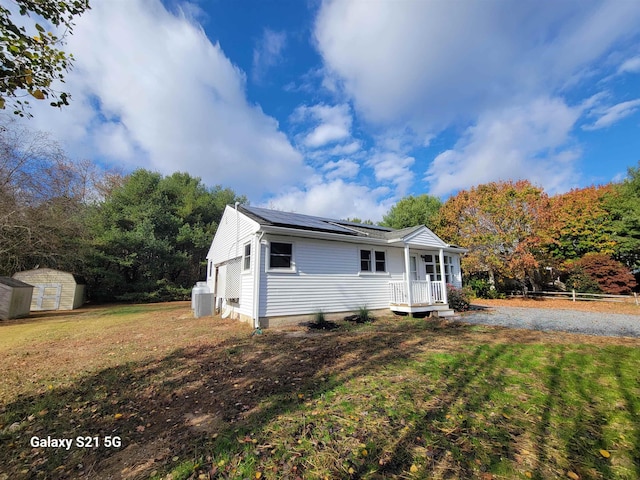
434;309;456;318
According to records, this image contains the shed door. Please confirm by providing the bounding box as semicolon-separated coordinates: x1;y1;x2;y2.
34;283;62;311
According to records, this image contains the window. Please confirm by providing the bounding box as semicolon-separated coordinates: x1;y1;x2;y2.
269;242;292;269
444;255;455;284
410;256;418;281
242;243;251;271
424;254;442;281
360;249;386;273
423;254;456;282
360;250;371;272
375;251;386;272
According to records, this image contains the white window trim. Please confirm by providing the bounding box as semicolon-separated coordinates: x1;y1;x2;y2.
358;248;389;275
444;255;456;285
423;253;442;282
242;242;252;273
267;240;297;273
410;255;418;281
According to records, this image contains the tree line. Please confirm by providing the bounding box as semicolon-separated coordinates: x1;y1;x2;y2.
381;174;640;295
2;119;638;302
0;119;244;302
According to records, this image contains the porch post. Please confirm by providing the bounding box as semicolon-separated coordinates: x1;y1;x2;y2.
404;245;413;306
438;248;448;304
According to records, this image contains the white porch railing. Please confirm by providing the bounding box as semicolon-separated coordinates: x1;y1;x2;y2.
389;280;446;305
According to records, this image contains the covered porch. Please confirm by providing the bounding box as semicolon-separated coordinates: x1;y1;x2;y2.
388;243;462;315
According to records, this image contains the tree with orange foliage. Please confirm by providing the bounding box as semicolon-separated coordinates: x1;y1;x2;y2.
435;180;549;288
542;185;617;262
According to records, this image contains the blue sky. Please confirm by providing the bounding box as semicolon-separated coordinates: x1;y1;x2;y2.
22;0;640;221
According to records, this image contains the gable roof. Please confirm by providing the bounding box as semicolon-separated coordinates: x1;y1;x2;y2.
238;205;465;251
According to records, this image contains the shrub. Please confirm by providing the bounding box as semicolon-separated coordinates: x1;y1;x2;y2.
309;310;339;330
447;284;470;311
565;253;636;295
357;305;372;322
564;268;601;294
467;278;504;299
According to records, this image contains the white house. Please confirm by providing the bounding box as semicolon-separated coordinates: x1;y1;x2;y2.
206;205;466;328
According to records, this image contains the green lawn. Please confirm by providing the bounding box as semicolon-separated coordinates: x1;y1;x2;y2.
0;304;638;479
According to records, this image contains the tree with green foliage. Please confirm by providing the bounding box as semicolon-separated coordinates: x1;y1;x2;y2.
541;185;617;261
1;0;89;115
607;162;640;271
343;217;374;225
86;169;245;302
381;194;442;229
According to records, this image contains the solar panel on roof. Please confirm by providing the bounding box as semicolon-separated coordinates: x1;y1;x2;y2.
332;220;393;232
244;206;357;234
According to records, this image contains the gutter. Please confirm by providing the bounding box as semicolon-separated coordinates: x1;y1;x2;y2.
259;225;467;253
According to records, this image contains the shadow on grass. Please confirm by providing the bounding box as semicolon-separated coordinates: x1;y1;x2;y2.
0;319;459;479
1;319;639;479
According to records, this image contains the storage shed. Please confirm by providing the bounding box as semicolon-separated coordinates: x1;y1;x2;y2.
12;268;85;311
0;277;34;320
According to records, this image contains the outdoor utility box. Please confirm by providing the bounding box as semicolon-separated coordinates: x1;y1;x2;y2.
192;282;213;318
0;277;34;320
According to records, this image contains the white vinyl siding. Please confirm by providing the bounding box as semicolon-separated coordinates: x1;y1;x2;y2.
206;207;261;318
260;237;404;318
207;206;259;266
405;228;448;248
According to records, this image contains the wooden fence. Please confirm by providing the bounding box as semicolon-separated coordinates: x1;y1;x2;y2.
507;290;639;305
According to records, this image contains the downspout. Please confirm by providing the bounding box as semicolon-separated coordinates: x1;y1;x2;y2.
235;202;240;259
438;248;448;304
252;231;264;329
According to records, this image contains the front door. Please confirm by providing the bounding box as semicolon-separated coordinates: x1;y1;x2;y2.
423;254;441;282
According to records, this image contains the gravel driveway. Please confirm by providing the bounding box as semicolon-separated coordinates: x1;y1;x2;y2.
459;305;640;338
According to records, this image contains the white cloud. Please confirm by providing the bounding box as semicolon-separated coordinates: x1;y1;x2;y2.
263;179;392;221
425;97;582;196
584;99;640;130
322;159;359;179
324;141;361;156
26;0;304;197
253;29;287;82
618;56;640;74
314;0;640;130
367;152;415;195
292;103;353;148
